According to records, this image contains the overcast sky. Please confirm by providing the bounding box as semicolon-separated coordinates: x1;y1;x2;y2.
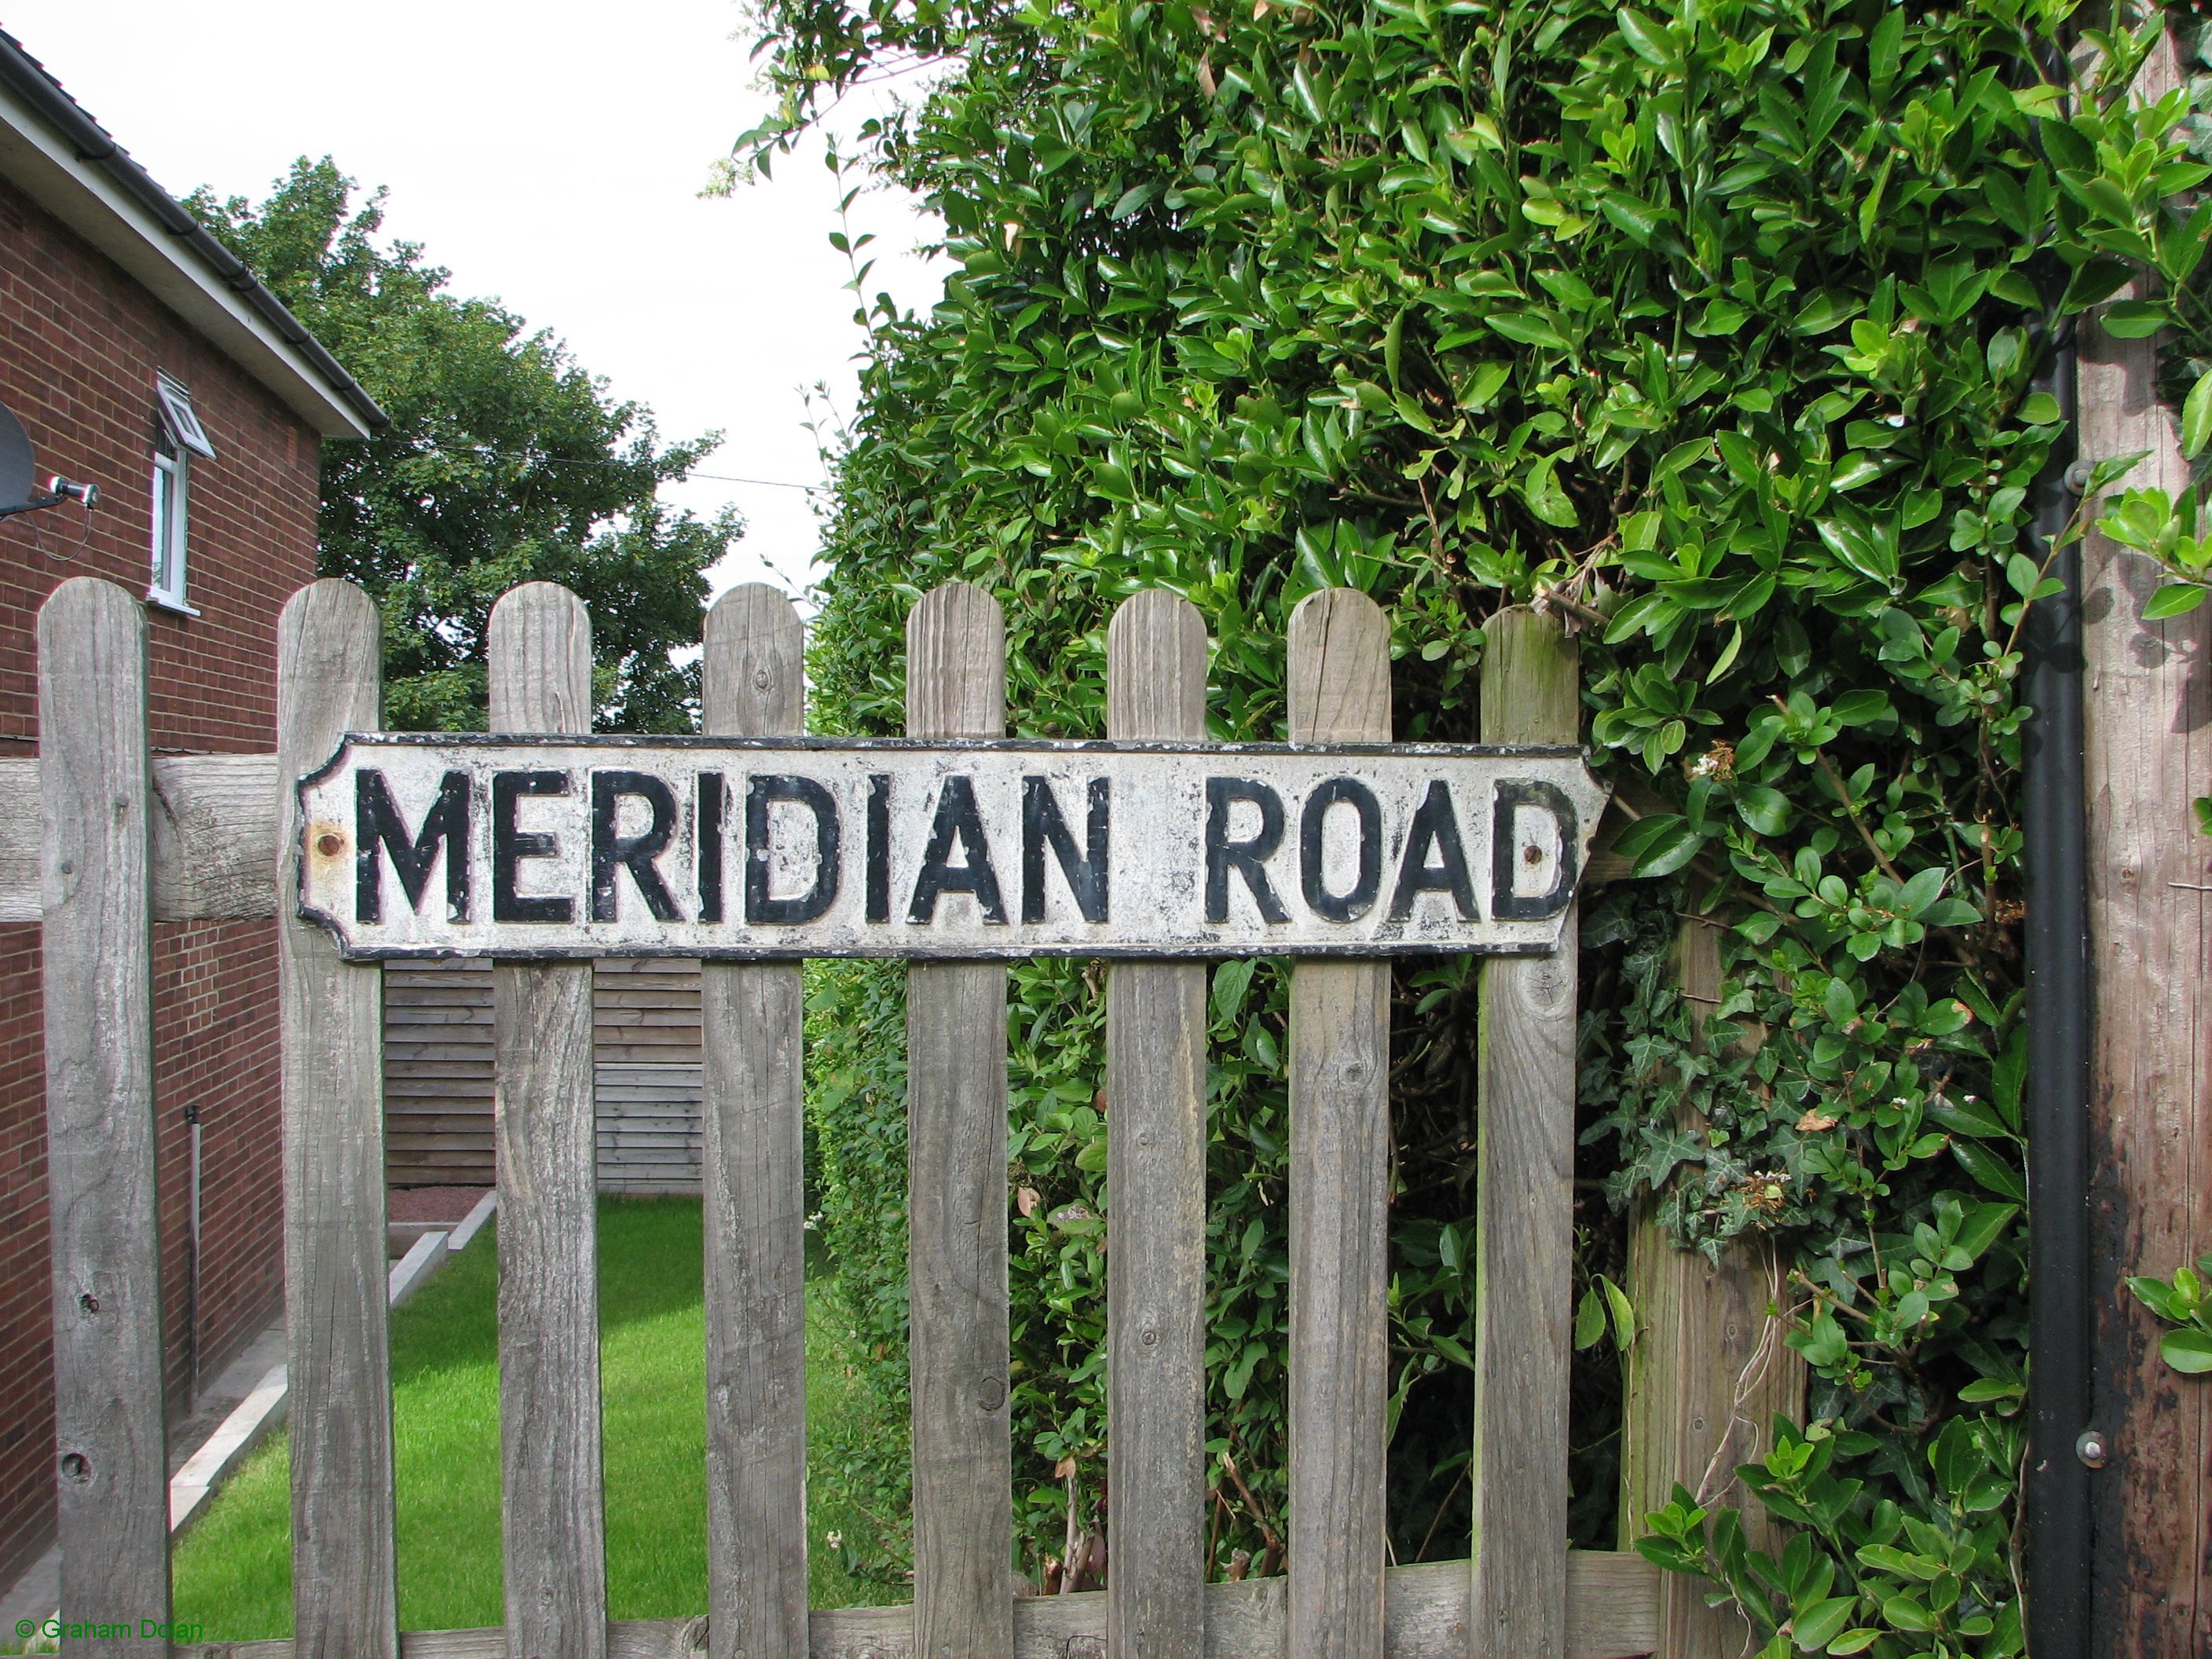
7;0;945;601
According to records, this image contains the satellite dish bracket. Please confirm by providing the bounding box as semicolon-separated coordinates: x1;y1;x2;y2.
0;490;65;520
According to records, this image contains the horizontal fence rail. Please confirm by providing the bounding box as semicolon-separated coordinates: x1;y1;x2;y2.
26;571;1741;1659
168;1553;1662;1659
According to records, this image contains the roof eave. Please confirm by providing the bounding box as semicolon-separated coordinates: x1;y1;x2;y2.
0;49;386;441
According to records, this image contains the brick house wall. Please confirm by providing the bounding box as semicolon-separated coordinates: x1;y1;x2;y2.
0;170;321;1587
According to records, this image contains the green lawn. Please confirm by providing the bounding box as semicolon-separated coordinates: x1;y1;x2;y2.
168;1196;891;1641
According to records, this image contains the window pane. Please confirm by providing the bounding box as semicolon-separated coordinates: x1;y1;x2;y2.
150;461;171;587
156;375;215;460
149;452;186;603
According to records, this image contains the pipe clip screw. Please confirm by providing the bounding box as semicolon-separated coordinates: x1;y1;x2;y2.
2076;1427;2108;1469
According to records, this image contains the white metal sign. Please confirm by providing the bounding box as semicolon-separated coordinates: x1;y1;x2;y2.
296;736;1610;961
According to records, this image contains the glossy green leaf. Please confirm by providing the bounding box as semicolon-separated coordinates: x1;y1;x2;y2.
2144;583;2207;620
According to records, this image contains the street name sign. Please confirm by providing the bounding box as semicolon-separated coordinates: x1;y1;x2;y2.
296;734;1610;961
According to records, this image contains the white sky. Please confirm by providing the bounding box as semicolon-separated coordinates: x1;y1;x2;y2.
6;0;947;602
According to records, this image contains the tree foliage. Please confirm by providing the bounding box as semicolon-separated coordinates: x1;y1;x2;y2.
190;159;739;731
751;0;2198;1646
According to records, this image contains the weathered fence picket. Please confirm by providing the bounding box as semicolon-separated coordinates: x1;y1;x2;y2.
39;577;170;1659
489;582;609;1659
277;578;398;1659
1618;914;1804;1659
27;569;1715;1659
701;584;811;1657
904;580;1016;1659
1284;588;1395;1659
1470;607;1580;1659
1104;588;1212;1659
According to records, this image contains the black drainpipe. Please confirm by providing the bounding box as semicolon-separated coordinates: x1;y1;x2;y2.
2020;326;2090;1659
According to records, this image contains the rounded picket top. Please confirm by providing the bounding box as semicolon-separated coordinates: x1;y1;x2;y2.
37;577;147;712
489;580;592;734
704;581;804;737
38;570;145;635
906;580;1005;738
37;575;149;903
37;578;149;917
1478;604;1577;747
1287;587;1390;744
277;578;382;721
1107;588;1207;742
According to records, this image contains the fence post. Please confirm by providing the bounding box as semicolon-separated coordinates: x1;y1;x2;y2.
701;584;810;1657
1617;912;1804;1657
38;577;169;1654
1284;587;1392;1659
1470;605;1577;1659
276;578;398;1658
489;581;608;1659
906;580;1014;1659
2077;24;2212;1645
1105;589;1210;1659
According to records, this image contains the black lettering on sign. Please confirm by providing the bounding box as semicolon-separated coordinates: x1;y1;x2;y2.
1299;776;1382;922
1387;779;1477;921
591;771;682;923
1491;779;1578;921
746;775;841;925
697;772;726;924
356;767;471;923
493;770;574;924
865;775;892;924
1203;778;1288;925
908;775;1007;925
1021;776;1109;924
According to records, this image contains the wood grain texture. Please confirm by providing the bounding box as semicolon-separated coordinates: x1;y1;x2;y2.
1617;917;1804;1657
1104;590;1210;1659
1284;588;1393;1659
1470;606;1577;1659
489;581;608;1659
382;958;711;1192
175;1551;1660;1659
701;584;810;1659
905;581;1015;1659
0;753;281;923
276;580;398;1659
2077;33;2212;1650
38;577;170;1655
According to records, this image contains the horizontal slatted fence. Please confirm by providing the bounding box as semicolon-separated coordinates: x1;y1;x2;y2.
383;957;705;1194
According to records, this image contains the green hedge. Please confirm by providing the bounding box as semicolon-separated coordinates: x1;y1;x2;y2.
760;0;2198;1646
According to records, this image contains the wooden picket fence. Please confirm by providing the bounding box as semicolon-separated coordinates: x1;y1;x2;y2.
25;569;1793;1659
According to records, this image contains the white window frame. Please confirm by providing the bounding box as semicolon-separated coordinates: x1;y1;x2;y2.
148;375;214;616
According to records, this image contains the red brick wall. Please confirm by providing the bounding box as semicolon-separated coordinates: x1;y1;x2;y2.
0;926;46;1588
0;171;323;1586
